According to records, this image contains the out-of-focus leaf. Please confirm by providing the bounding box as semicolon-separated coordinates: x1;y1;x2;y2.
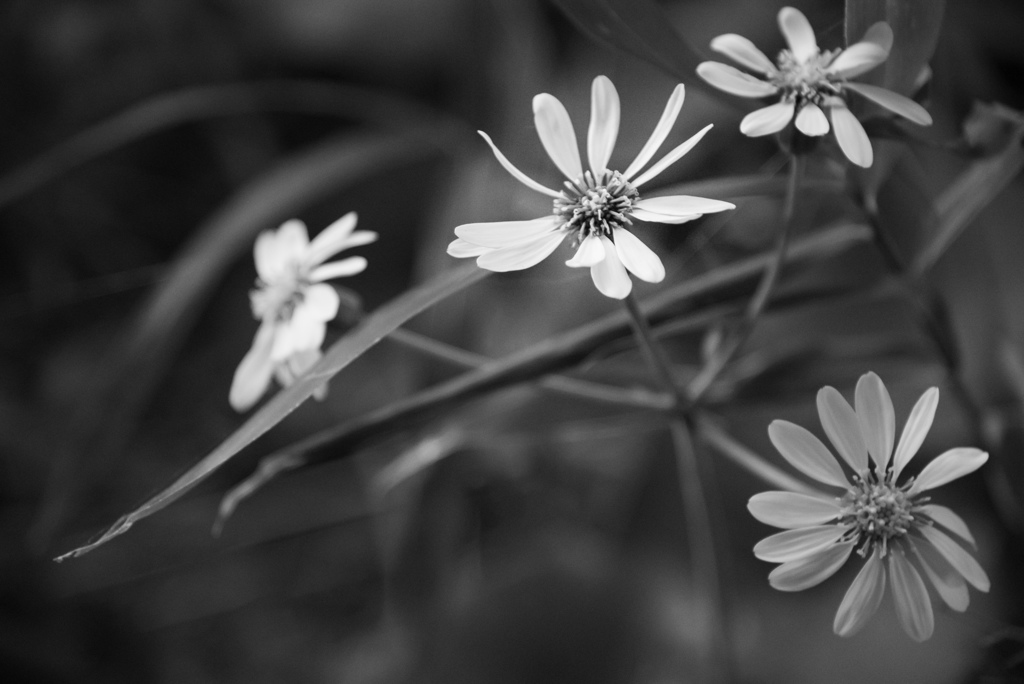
54;263;489;561
912;105;1024;275
548;0;705;85
845;0;945;96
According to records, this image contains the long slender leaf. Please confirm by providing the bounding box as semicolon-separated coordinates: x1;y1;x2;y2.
55;263;488;561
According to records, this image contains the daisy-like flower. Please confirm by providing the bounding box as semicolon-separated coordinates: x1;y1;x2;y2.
749;372;990;641
696;6;933;167
447;75;735;299
229;212;377;411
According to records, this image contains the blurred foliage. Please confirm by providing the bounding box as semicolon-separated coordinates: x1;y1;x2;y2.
1;0;1023;682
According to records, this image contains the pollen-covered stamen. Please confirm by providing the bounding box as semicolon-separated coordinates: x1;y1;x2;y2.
771;48;843;106
553;170;639;243
250;274;308;323
840;472;917;557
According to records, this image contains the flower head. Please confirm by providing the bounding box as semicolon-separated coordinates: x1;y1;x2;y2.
229;212;377;411
696;6;933;167
750;372;989;641
447;75;735;299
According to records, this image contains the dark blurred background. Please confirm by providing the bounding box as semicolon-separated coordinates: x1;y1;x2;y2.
1;0;1023;682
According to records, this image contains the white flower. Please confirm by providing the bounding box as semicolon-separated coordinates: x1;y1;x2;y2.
749;372;990;641
447;75;735;300
229;213;377;411
696;6;933;167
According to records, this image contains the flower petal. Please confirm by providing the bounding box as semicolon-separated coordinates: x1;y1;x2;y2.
229;321;277;411
740;101;796;137
768;540;855;592
833;548;886;637
913;538;970;612
310;256;368;282
696;62;779;98
272;315;326;361
447;238;493;258
629;208;702;225
910;447;988;494
778;6;818;64
632;194;735;217
297;283;341;322
817;386;869;473
917;525;990;592
533;93;583;180
631;124;714;188
795;103;829;136
855;372;895;472
475;230;566;272
477;130;562;199
587;76;620;177
710;33;777;74
754;525;849;563
455;216;562;248
827;22;892;79
768;420;850;488
565;234;605;268
889;547;934;642
590;235;632;299
830;103;873;167
622;84;685;181
892;387;939;480
748;491;841;529
844;82;933;126
920;504;976;547
613;228;665;283
304;213;368;267
254;230;283;283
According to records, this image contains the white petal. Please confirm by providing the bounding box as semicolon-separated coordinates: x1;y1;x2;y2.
844;82;933;126
275;219;310;261
631;124;714;188
304;212;357;265
827;23;892;79
910;447;988;494
622;84;685;181
917;525;990;592
629;208;702;225
778;6;818;64
229;321;276;411
455;216;562;248
768;420;850;488
254;230;282;282
753;525;849;563
795;103;830;136
565;234;605;268
477;131;562;199
748;491;841;529
273;315;326;361
855;372;895;472
632;194;735;217
710;33;777;74
920;504;976;547
768;540;855;592
296;283;341;322
830;103;873;167
590;235;632;299
913;538;970;612
740;101;796;137
533;93;583;180
817;386;869;473
274;348;321;388
587;76;620;177
447;238;493;258
310;256;367;282
613;228;664;283
892;387;939;480
475;230;566;272
696;62;779;98
889;548;934;642
833;548;886;637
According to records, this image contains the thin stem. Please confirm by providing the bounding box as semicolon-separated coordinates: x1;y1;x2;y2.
687;152;804;404
623;292;686;406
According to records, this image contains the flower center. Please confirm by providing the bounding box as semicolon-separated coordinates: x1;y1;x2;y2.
840;473;918;556
250;271;308;324
772;49;843;105
553;170;639;242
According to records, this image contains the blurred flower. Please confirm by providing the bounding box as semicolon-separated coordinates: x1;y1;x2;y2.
447;75;734;299
749;372;989;641
696;6;933;167
230;213;377;411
